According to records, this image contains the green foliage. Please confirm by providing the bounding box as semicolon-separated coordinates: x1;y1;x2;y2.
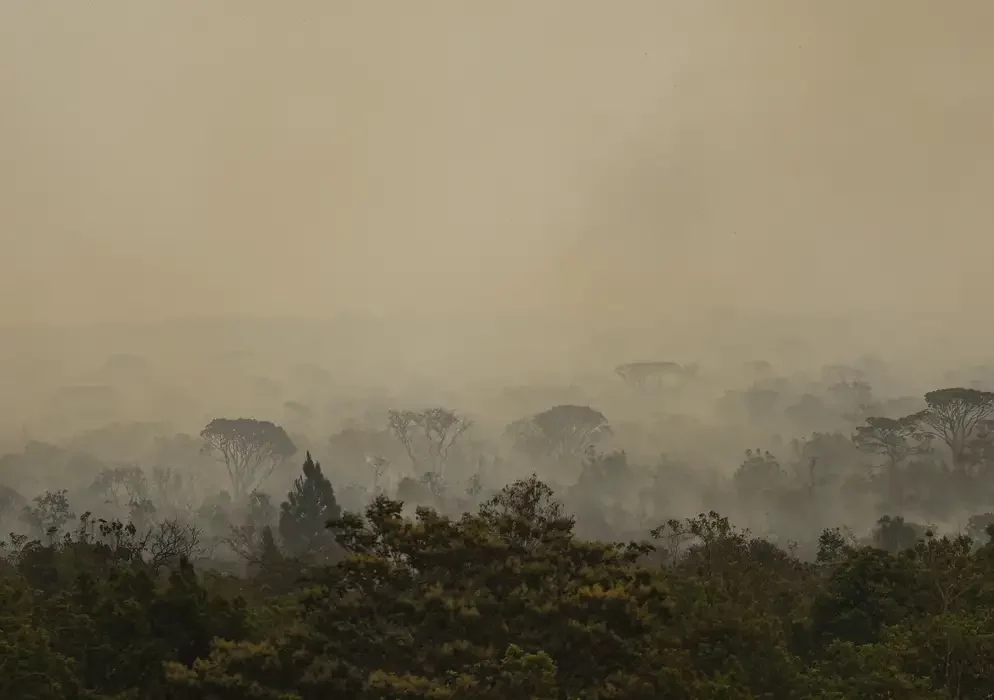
0;537;249;699
9;471;994;697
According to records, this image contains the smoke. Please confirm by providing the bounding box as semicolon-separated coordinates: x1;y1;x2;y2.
1;1;992;361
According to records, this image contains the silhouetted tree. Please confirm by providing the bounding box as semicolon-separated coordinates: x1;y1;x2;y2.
387;407;472;476
479;474;574;549
278;452;341;557
907;388;994;473
20;489;73;540
226;493;279;567
854;416;920;508
200;418;297;501
89;465;148;508
505;405;611;462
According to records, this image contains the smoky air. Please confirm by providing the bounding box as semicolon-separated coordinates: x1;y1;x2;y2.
1;2;993;696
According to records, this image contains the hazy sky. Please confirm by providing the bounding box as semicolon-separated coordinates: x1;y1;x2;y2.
2;2;992;326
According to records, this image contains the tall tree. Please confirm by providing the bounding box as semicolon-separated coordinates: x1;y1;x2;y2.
387;407;472;476
907;388;994;472
479;474;575;549
278;452;341;557
853;416;919;508
200;418;296;502
505;405;611;462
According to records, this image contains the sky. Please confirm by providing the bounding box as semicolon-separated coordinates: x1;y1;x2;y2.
1;1;993;327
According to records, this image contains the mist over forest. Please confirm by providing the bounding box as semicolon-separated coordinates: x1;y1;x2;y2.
3;1;994;698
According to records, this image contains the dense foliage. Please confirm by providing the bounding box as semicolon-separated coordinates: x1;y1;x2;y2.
8;369;994;696
3;468;994;697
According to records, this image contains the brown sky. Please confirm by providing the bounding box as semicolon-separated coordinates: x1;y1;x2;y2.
1;1;992;326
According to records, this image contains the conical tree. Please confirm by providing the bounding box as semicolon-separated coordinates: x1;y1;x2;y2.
278;452;341;557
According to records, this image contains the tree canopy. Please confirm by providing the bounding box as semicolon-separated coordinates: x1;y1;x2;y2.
200;418;297;501
3;474;994;697
506;404;611;462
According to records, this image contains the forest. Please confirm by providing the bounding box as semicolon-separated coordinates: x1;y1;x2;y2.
4;0;992;695
4;339;994;699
